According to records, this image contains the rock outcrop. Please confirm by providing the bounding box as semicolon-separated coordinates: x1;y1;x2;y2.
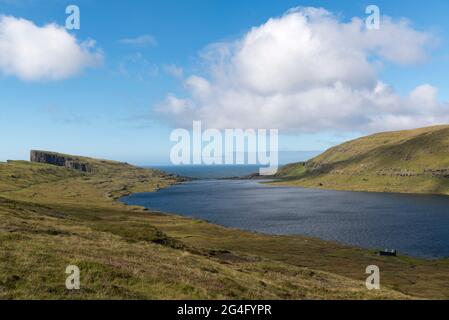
30;150;93;173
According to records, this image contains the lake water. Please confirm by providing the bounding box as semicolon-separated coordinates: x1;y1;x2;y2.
121;179;449;259
150;165;260;179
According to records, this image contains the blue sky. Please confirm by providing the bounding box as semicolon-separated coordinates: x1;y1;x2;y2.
0;0;448;164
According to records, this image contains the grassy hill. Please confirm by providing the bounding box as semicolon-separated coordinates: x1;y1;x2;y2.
275;125;449;195
2;151;449;299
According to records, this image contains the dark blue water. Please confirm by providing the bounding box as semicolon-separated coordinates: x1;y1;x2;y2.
150;165;260;179
121;180;449;259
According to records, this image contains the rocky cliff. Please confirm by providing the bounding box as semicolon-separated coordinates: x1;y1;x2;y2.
30;150;93;173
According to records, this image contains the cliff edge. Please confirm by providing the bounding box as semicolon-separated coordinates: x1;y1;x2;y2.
30;150;93;172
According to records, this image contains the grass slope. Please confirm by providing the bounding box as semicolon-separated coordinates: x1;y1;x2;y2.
1;151;448;299
276;125;449;195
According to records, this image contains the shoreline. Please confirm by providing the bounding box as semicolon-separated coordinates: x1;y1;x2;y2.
117;188;449;299
3;159;449;299
119;178;449;262
270;178;449;198
268;179;449;199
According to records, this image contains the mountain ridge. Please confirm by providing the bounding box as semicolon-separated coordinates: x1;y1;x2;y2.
275;124;449;195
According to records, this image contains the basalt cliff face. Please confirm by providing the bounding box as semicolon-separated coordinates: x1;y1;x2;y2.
30;150;93;172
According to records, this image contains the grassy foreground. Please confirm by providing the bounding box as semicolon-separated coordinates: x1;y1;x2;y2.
1;152;449;299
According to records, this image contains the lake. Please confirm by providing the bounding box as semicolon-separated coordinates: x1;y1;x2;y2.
150;165;260;179
121;179;449;259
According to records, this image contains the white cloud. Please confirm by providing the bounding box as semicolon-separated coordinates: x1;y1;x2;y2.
0;16;103;81
158;7;448;133
164;64;184;78
161;94;191;115
118;35;156;46
185;75;211;99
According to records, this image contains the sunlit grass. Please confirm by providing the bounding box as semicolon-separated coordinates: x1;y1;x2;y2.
1;151;447;299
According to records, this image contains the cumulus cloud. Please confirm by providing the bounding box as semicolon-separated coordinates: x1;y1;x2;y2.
0;15;103;81
157;7;448;133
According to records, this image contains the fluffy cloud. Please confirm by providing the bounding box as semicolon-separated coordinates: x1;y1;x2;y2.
0;16;103;81
158;7;448;133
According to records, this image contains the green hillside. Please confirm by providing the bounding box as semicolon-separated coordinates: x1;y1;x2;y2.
276;125;449;195
0;152;412;300
2;150;449;299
